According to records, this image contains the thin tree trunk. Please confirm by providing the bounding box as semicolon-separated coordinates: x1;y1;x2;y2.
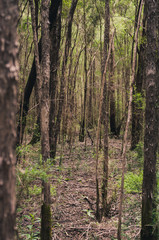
117;1;144;239
88;30;95;129
131;4;146;149
62;24;79;141
79;0;88;142
95;32;114;222
0;1;18;239
101;0;110;218
29;0;51;238
109;38;117;136
40;0;51;239
65;26;79;147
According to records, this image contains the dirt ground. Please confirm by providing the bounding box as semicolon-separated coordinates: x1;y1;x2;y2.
16;136;141;240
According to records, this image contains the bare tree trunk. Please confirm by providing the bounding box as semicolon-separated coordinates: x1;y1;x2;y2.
79;0;88;142
109;39;117;136
65;26;79;148
141;1;159;239
131;4;146;149
117;1;144;239
49;0;62;158
40;0;51;239
101;0;110;218
29;0;51;238
95;32;114;222
88;50;93;128
50;0;78;159
0;1;18;239
17;0;61;146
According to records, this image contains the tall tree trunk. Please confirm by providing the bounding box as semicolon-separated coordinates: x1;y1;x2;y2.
101;0;110;218
79;0;88;142
40;0;51;239
29;0;51;238
117;1;144;239
65;26;79;147
0;1;18;239
95;32;114;222
49;0;62;158
109;38;117;136
17;0;61;146
131;5;147;150
50;0;79;159
141;1;159;239
88;29;95;129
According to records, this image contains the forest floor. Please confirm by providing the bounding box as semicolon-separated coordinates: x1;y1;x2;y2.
16;134;142;240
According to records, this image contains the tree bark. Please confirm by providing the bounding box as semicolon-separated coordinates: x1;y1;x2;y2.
109;38;117;136
117;1;144;239
40;0;52;238
17;0;61;146
49;0;62;158
50;0;78;159
79;0;88;142
141;1;159;239
131;3;147;149
102;0;110;218
0;1;18;239
95;32;114;222
29;0;51;238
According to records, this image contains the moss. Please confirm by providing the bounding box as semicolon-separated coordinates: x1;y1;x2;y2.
41;203;51;240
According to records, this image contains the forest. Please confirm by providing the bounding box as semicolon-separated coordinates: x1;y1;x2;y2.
0;0;159;239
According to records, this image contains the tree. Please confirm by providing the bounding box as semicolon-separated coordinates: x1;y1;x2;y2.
40;0;52;239
49;0;62;158
17;0;61;146
101;0;110;218
117;0;144;238
0;0;18;239
141;0;159;239
79;0;88;142
109;38;117;136
29;0;51;238
131;2;147;150
50;0;79;159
